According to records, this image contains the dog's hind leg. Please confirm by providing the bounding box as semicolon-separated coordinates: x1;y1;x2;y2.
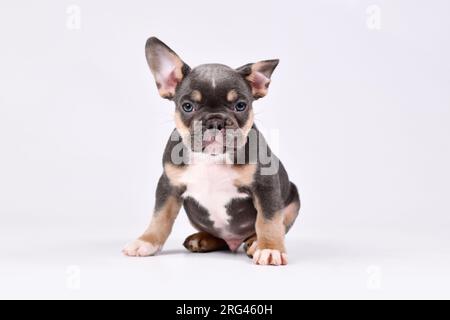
183;232;228;253
283;182;301;233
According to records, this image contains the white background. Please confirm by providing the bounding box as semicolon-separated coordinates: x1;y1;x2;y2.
0;0;449;299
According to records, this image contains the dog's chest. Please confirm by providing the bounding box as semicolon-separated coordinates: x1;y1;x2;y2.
179;155;249;232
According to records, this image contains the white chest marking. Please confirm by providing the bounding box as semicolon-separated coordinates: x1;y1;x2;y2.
180;153;248;231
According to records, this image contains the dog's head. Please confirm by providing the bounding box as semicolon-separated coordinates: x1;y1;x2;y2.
145;37;279;155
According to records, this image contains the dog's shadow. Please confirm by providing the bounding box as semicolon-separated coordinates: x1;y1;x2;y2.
158;249;191;256
157;238;364;264
46;238;366;265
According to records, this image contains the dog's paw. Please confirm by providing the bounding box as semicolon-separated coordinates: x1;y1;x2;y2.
184;236;203;252
122;239;161;257
253;249;288;266
183;232;228;253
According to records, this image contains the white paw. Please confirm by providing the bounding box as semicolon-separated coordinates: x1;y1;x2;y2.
253;249;288;266
122;239;161;257
186;238;200;251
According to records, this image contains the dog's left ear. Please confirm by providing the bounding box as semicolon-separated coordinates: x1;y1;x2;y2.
237;59;279;99
145;37;191;100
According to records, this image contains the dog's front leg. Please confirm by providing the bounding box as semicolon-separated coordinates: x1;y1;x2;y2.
252;191;288;266
123;175;182;257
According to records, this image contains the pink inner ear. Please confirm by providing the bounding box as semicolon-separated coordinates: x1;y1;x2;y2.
153;52;183;98
247;71;270;97
158;69;179;94
252;71;270;89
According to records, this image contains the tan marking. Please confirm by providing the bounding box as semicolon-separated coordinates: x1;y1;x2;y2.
158;87;175;100
183;232;228;253
164;163;187;187
254;197;286;252
233;163;257;187
284;201;300;231
174;111;191;139
242;109;254;137
227;89;238;102
236;109;254;148
139;196;182;246
191;90;202;102
247;241;258;257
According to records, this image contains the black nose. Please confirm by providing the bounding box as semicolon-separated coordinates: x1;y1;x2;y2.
205;115;226;131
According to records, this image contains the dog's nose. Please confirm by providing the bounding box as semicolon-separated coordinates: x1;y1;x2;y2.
205;115;226;131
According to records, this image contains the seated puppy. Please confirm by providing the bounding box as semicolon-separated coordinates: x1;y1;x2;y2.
123;37;300;266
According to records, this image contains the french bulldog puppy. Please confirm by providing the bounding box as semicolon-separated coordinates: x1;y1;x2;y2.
123;37;300;266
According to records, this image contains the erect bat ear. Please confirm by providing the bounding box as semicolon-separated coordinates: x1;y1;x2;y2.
145;37;191;100
236;59;279;99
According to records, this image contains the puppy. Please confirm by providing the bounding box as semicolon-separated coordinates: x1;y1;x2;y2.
123;37;300;266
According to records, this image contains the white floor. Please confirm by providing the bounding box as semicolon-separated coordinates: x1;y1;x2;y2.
1;0;450;301
1;214;449;300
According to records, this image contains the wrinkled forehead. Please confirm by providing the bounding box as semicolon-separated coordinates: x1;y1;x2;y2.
175;64;251;103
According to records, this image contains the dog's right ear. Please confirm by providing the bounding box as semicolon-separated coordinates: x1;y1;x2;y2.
145;37;190;100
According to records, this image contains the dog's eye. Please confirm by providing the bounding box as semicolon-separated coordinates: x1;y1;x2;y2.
182;102;195;113
234;102;247;112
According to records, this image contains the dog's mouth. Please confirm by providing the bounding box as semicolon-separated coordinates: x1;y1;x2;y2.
186;128;243;155
201;129;228;155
